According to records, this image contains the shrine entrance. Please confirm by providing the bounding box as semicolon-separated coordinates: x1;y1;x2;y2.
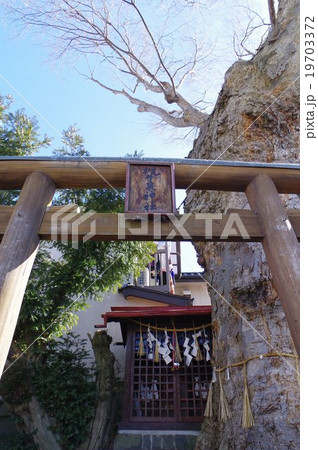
101;306;213;428
0;157;300;381
128;327;212;423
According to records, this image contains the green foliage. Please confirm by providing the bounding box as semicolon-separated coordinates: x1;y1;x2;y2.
125;149;144;158
0;432;36;450
16;239;155;346
0;95;50;157
53;126;125;208
32;334;96;450
0;94;51;205
0;358;32;406
54;124;89;157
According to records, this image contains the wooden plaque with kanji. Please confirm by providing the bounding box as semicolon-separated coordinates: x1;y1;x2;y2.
125;163;176;214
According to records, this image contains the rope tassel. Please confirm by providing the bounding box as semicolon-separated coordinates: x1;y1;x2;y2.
295;357;300;386
242;363;254;428
154;326;160;363
204;380;213;418
154;339;160;363
174;329;182;363
137;324;145;357
219;372;231;422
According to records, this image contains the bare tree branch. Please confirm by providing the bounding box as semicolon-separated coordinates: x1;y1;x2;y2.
123;0;177;100
268;0;277;29
88;73;207;128
4;0;270;132
231;6;271;59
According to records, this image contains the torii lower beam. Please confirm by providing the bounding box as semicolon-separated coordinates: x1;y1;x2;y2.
0;171;55;379
246;174;300;356
0;207;300;242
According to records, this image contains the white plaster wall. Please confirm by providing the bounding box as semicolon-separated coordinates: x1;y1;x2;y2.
175;281;210;306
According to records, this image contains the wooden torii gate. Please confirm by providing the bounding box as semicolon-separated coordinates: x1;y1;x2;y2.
0;157;300;378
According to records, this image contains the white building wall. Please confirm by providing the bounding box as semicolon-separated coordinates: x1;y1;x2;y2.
175;281;210;306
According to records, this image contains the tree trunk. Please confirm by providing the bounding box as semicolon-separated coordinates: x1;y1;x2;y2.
6;396;61;450
3;332;116;450
79;330;117;450
185;0;300;448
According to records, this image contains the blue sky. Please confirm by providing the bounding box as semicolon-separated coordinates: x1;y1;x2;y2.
0;19;202;159
1;34;183;158
0;1;269;159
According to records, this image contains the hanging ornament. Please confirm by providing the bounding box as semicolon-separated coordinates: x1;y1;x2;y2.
226;367;231;381
154;338;160;362
242;363;255;428
147;325;156;360
204;381;213;418
154;340;160;363
174;329;182;363
295;357;300;386
212;368;217;383
171;326;181;371
191;331;203;361
154;327;160;363
158;328;173;364
203;326;211;361
219;372;231;422
183;331;193;366
137;324;145;357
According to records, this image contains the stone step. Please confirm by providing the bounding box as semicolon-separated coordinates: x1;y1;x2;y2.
113;430;199;450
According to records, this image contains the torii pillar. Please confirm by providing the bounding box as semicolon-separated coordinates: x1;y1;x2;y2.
0;171;55;378
246;174;300;355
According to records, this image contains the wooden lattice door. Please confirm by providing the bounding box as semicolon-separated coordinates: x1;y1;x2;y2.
124;324;212;424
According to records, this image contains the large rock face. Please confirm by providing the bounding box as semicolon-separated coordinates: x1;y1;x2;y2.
185;0;300;448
